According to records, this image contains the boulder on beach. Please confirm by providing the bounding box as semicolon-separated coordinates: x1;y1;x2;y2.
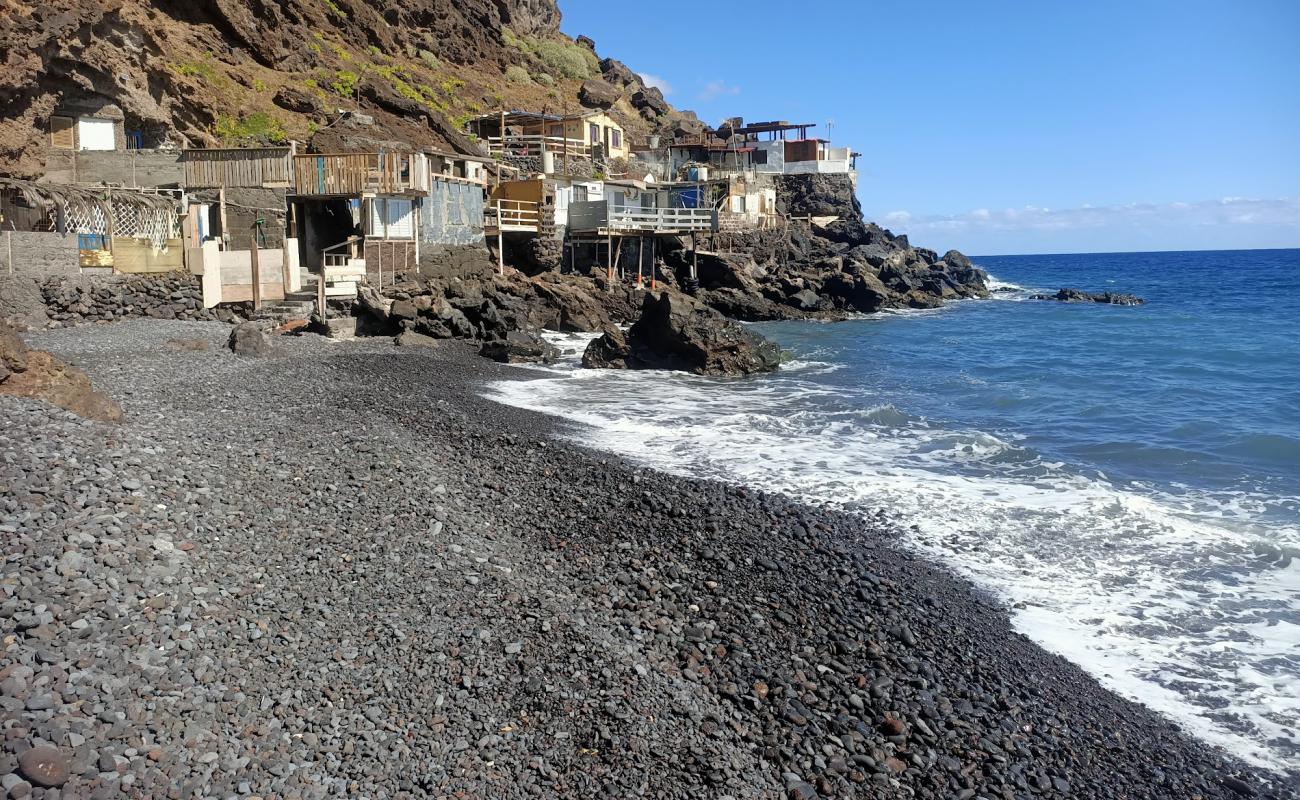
227;321;276;356
479;330;559;364
583;291;782;376
1032;288;1145;305
0;321;123;422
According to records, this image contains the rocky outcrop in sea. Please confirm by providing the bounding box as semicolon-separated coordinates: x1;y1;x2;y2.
1032;287;1146;305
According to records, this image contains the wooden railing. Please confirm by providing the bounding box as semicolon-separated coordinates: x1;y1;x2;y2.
485;135;592;159
569;202;716;234
487;199;542;233
182;148;293;189
321;236;363;268
292;153;428;196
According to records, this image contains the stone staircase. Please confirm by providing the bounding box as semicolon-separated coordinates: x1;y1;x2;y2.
252;270;320;322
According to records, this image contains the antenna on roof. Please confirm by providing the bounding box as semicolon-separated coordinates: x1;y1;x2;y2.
826;119;834;139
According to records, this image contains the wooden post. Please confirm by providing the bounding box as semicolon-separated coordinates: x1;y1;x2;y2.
635;236;643;288
499;110;506;161
250;232;261;310
218;186;228;251
606;231;613;287
650;237;656;290
690;231;698;282
497;228;504;276
6;231;11;275
317;259;326;318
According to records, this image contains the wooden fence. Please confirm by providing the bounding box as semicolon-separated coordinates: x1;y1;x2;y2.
292;153;428;196
182;148;293;188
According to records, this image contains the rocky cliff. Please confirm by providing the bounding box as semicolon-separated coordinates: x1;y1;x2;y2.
0;0;699;176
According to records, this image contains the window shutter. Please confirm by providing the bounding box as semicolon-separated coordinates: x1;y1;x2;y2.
50;116;74;149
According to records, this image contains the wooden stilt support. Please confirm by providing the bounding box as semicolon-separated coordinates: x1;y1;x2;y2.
606;231;613;288
497;229;504;276
650;237;657;290
690;231;699;282
635;236;643;289
249;232;261;310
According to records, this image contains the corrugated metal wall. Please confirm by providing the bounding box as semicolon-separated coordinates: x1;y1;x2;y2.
421;180;485;245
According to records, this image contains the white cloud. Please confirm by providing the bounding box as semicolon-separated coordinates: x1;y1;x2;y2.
698;79;741;102
637;73;673;95
878;197;1300;237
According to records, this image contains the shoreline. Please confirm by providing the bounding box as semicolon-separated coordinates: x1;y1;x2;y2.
2;319;1293;798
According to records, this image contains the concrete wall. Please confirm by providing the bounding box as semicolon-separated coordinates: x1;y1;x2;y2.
44;149;184;188
420;180;485;246
0;231;80;278
189;187;288;249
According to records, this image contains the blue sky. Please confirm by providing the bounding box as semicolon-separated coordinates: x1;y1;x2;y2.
558;0;1300;254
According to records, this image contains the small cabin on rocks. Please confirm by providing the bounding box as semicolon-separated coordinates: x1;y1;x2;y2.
0;178;183;278
180;147;301;308
467;110;630;178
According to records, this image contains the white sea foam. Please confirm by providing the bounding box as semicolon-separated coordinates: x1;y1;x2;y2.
485;358;1300;776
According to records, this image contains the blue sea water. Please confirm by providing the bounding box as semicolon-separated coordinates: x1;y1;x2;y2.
488;248;1300;777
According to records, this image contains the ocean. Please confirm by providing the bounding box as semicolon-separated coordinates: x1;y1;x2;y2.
486;248;1300;777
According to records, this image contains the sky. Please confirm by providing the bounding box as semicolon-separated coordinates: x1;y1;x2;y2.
558;0;1300;255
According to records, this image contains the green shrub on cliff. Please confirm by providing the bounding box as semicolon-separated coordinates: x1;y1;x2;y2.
505;65;532;85
215;113;287;145
330;70;359;97
502;27;597;80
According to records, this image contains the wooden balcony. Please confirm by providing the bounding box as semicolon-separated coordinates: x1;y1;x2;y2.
568;202;717;235
485;199;547;234
485;135;592;159
292;152;429;197
182;147;292;189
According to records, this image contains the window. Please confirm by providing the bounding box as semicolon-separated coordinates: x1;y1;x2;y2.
611;129;621;149
589;123;599;144
367;198;414;239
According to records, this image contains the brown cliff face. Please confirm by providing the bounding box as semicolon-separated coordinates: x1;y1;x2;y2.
0;0;689;177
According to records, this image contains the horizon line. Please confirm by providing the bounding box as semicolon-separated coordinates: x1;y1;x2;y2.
967;245;1300;258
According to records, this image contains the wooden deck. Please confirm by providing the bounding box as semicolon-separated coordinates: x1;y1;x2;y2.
292;153;429;196
568;202;716;235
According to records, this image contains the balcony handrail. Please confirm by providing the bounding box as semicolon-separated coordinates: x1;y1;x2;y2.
484;134;593;157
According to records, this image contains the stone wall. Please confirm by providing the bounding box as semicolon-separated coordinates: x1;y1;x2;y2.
417;243;497;282
41;273;243;326
500;154;596;179
0;231;81;278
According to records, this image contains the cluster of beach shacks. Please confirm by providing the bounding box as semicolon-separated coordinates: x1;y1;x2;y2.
0;99;860;313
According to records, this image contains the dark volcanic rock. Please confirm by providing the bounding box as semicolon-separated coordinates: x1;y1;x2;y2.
578;79;622;109
584;291;781;375
227;321;274;356
17;746;69;788
479;329;559;363
580;325;630;369
0;321;123;421
1033;288;1146;305
0;320;1287;799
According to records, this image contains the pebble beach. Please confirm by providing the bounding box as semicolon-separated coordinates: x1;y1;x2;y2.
1;319;1291;799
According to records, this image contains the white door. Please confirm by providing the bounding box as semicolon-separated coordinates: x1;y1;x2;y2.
77;118;116;151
